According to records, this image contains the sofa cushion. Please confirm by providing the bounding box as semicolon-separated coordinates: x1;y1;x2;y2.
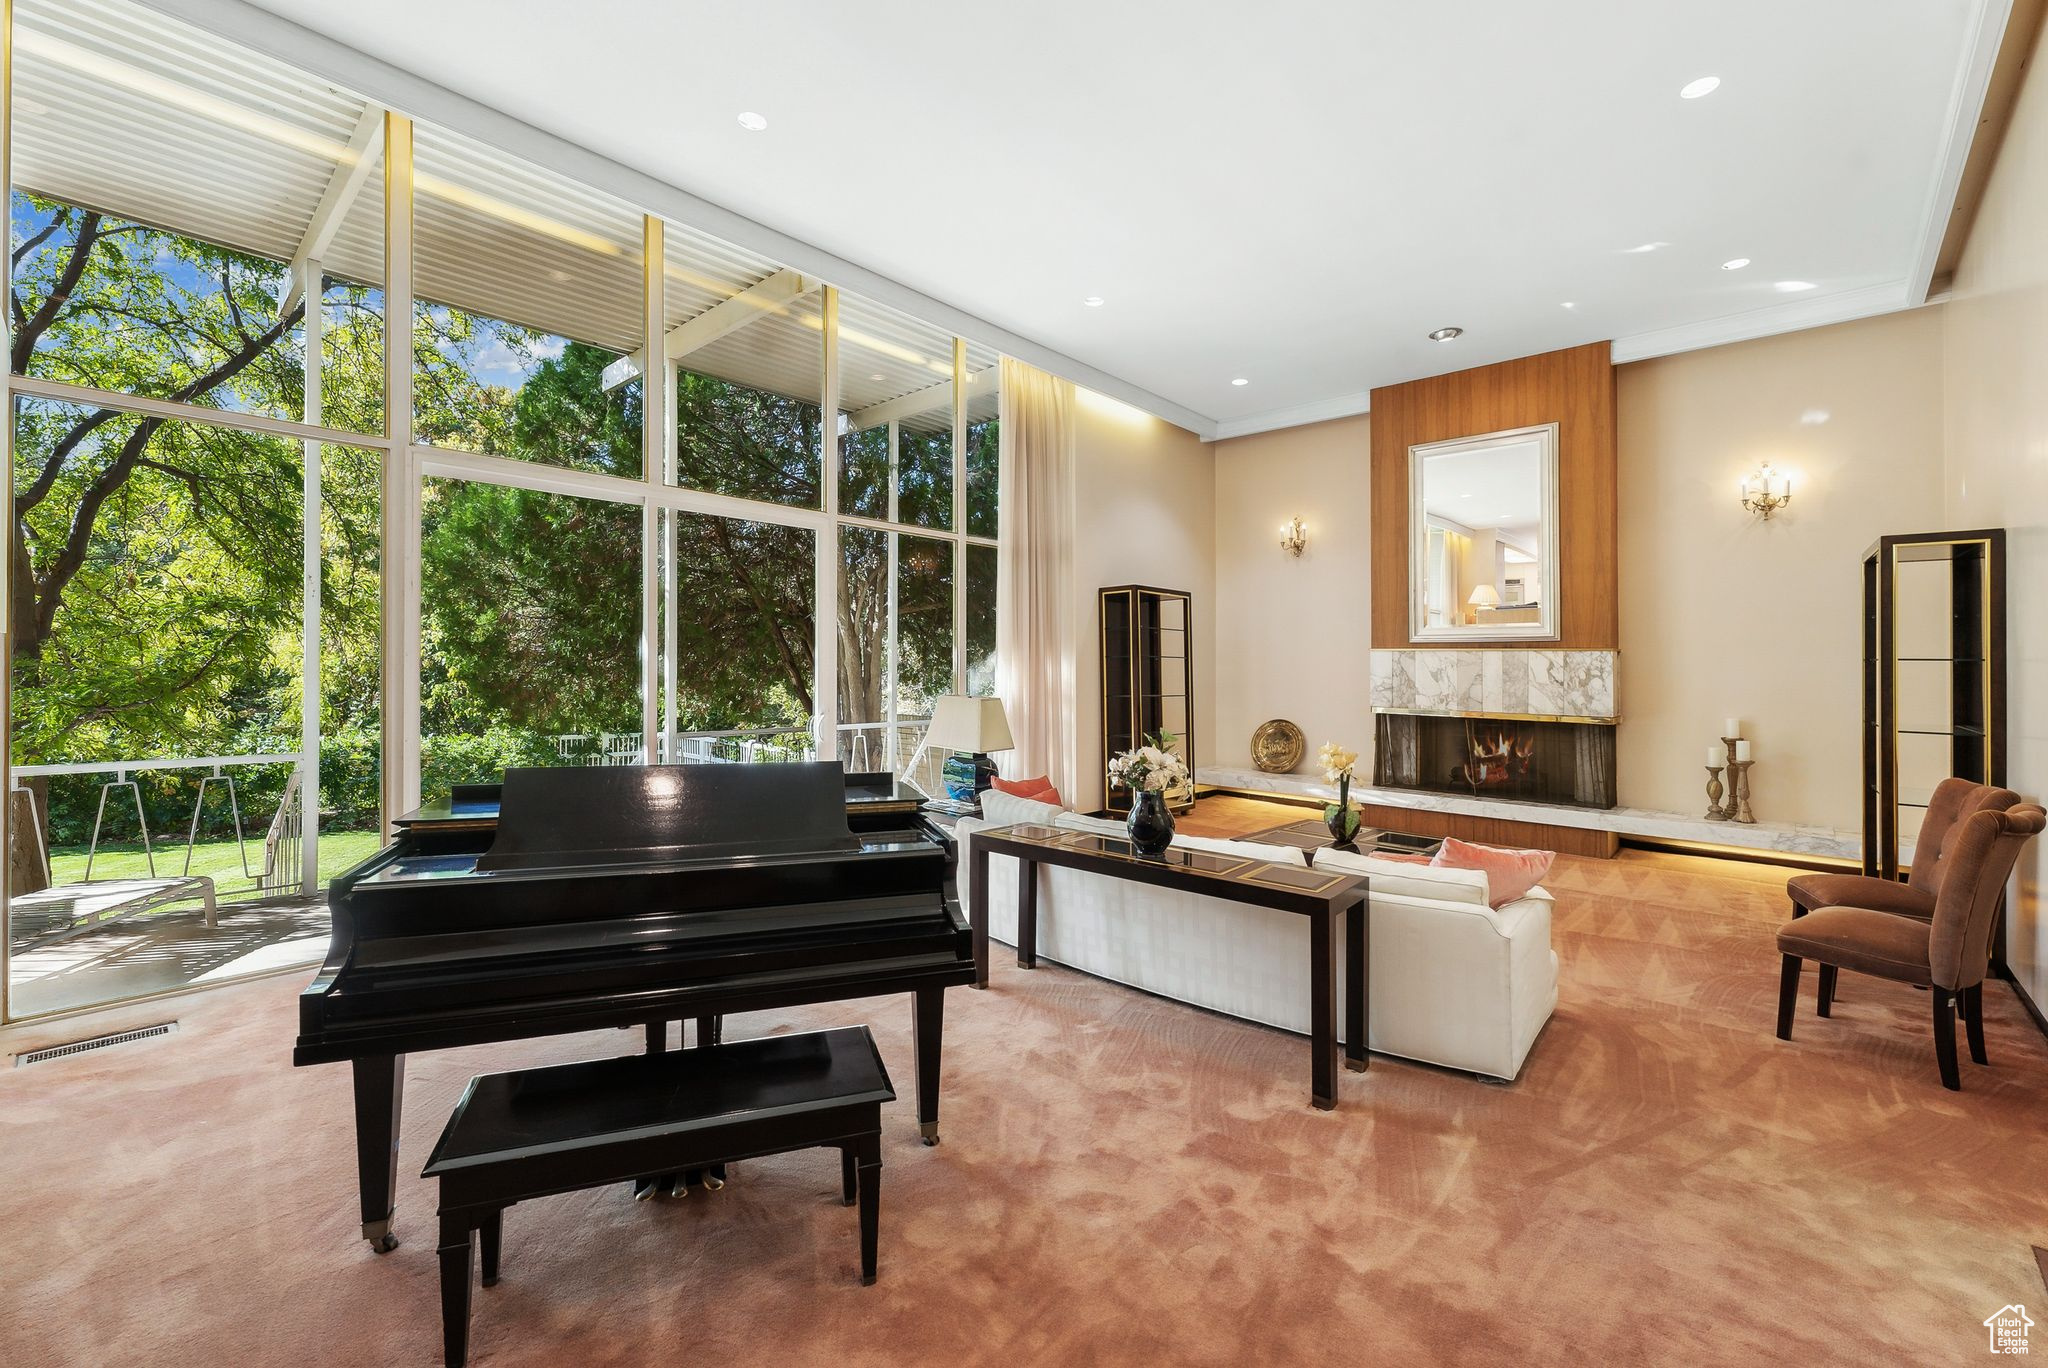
991;774;1063;807
1053;812;1128;838
1312;847;1494;907
1432;838;1555;908
980;787;1067;827
1170;832;1309;867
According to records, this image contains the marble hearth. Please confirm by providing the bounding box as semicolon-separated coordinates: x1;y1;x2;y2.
1196;765;1864;861
1369;648;1617;720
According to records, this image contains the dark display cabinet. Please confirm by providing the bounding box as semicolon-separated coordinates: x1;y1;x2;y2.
1100;585;1195;814
1861;529;2006;883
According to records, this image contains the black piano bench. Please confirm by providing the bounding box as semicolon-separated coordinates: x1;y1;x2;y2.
422;1027;895;1367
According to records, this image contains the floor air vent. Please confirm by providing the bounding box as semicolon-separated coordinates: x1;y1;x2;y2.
14;1021;177;1066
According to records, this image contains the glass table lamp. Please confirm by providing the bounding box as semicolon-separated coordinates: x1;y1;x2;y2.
924;696;1014;801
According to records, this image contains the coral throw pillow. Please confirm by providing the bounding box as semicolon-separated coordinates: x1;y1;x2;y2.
990;775;1062;807
1430;837;1554;907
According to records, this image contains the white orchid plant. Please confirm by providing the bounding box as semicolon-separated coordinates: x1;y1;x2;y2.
1108;731;1190;795
1319;741;1363;842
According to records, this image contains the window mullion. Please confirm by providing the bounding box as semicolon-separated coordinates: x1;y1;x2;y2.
951;337;967;695
816;287;840;762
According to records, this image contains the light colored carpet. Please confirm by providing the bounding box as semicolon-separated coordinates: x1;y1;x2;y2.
3;850;2046;1366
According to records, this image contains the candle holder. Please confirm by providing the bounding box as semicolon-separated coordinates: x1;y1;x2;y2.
1704;765;1727;820
1729;759;1756;824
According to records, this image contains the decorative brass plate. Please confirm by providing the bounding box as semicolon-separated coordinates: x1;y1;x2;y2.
1251;718;1305;773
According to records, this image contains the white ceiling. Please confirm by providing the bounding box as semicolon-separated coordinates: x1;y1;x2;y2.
202;0;1997;438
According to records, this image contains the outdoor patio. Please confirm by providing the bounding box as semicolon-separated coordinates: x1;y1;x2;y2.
7;894;330;1020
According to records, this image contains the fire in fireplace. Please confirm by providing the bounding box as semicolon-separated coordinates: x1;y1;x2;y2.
1455;726;1536;792
1374;710;1617;810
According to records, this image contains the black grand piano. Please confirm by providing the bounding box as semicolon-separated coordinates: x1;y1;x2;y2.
295;762;972;1251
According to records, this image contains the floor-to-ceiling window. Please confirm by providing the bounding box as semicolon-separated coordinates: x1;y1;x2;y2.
4;0;389;1016
408;124;651;776
0;0;1002;1022
833;297;1001;789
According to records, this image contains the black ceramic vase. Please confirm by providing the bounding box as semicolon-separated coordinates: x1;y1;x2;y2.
1126;789;1175;856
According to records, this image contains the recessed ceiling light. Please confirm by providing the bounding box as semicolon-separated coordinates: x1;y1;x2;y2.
1775;280;1817;293
1800;408;1832;426
1560;301;1578;310
1679;76;1721;100
737;111;768;131
1721;257;1751;271
1231;377;1249;386
1622;242;1669;254
1082;296;1105;308
1428;327;1463;342
870;373;885;381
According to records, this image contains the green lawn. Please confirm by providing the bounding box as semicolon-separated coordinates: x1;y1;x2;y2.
48;828;386;894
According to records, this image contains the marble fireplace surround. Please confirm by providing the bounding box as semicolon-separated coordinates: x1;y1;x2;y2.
1369;649;1618;720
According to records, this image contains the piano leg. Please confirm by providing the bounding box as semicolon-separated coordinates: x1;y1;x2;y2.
352;1053;406;1252
913;987;943;1145
694;1015;723;1047
645;1021;668;1053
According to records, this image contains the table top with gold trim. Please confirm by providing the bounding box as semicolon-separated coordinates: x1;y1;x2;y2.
970;822;1366;913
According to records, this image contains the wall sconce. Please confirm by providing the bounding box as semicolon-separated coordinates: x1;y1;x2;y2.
1280;516;1308;557
1739;463;1793;520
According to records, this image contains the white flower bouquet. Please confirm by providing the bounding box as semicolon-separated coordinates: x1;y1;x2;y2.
1318;741;1363;843
1108;731;1190;794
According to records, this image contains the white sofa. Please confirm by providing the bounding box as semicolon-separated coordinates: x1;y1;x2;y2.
955;808;1559;1081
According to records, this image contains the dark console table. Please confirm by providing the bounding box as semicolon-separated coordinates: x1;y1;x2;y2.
966;823;1369;1109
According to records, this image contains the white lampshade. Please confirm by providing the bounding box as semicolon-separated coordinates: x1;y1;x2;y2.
924;695;1014;753
1468;584;1501;608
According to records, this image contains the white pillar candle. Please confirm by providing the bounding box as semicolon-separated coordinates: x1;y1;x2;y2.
1707;746;1721;766
1735;739;1751;761
1725;718;1743;738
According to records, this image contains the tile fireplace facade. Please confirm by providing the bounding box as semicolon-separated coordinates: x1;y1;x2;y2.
1368;649;1617;719
1369;649;1620;812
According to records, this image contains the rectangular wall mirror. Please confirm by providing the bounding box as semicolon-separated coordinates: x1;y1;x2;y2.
1409;422;1561;642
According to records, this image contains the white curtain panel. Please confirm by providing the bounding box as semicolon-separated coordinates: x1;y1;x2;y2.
994;357;1078;799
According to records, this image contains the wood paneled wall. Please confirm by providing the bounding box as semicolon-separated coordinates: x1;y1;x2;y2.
1369;342;1618;649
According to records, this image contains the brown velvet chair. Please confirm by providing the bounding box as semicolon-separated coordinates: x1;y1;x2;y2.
1786;777;2020;1011
1775;803;2045;1090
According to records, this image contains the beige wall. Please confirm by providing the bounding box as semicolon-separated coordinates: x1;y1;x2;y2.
1201;312;1948;830
1211;415;1372;773
1943;17;2048;1008
1615;308;1947;827
1069;388;1216;812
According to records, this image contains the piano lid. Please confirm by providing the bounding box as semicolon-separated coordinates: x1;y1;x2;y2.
474;762;864;872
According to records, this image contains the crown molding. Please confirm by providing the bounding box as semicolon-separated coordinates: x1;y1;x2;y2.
128;0;1220;439
1208;390;1373;442
1608;281;1921;364
1907;0;2014;303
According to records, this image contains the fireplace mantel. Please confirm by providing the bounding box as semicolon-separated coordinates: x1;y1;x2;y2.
1374;705;1619;727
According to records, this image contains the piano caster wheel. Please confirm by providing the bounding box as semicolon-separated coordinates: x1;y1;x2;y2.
919;1121;939;1147
367;1233;399;1254
362;1220;398;1254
